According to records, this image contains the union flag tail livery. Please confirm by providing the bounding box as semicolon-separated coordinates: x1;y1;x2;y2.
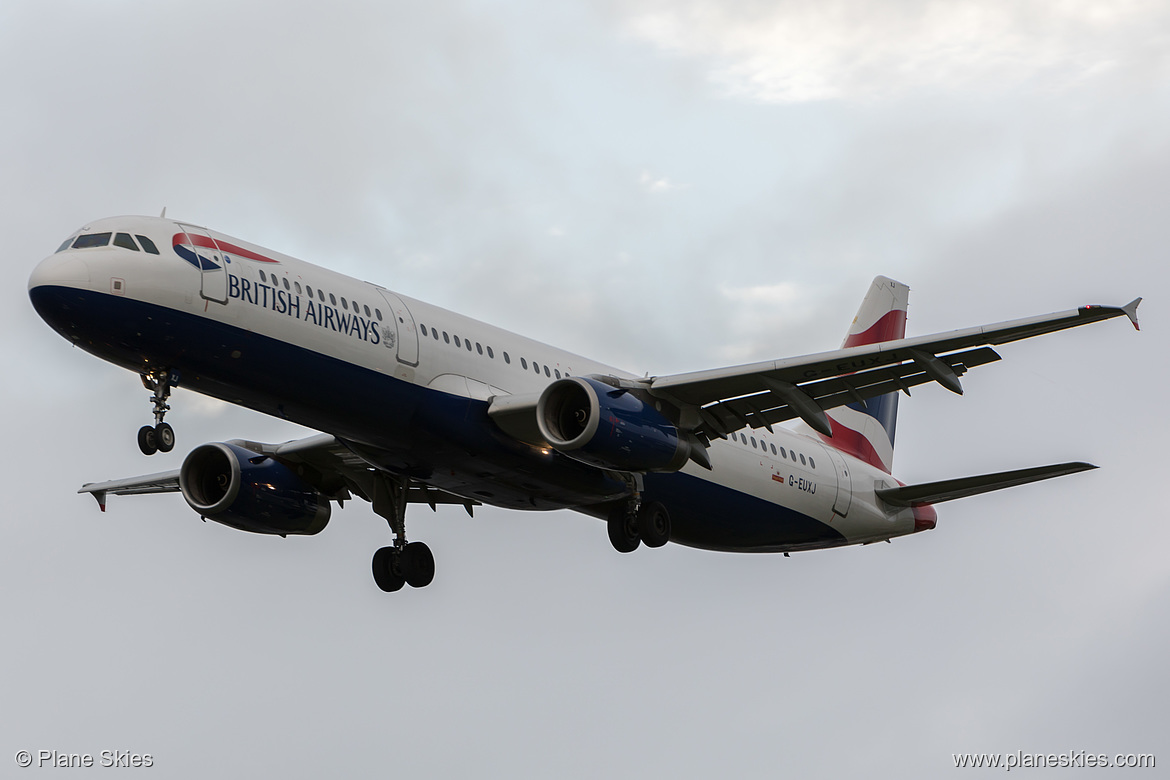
819;276;909;474
29;215;1140;592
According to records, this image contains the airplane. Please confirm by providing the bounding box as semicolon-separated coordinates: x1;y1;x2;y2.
28;215;1141;592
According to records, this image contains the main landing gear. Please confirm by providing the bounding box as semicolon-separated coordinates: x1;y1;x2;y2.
369;475;435;593
607;497;671;553
137;368;177;456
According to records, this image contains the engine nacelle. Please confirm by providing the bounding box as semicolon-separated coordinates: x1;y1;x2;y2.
179;442;331;535
536;376;691;472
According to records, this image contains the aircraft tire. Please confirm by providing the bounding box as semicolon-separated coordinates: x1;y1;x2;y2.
639;502;670;548
372;546;405;592
607;506;640;553
401;542;435;588
137;425;158;456
155;422;175;453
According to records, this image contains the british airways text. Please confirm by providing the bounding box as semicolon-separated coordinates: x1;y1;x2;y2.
227;274;381;344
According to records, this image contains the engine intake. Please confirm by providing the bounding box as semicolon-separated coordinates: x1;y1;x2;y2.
536;376;691;472
179;442;331;535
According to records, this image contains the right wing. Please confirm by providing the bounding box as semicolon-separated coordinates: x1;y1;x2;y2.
634;298;1141;441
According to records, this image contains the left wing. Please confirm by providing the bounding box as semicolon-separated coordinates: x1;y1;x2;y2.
630;298;1140;441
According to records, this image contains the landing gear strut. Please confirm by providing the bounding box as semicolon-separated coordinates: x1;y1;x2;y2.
370;474;435;592
137;368;177;455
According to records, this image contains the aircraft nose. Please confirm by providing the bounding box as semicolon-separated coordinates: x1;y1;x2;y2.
28;251;91;292
28;252;93;339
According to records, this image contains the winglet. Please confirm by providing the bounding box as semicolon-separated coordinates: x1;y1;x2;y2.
84;487;107;512
1122;297;1142;331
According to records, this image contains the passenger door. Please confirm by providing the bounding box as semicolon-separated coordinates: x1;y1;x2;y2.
824;446;853;517
177;223;229;305
375;288;419;367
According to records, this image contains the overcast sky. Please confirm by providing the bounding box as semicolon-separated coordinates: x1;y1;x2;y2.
2;1;1167;776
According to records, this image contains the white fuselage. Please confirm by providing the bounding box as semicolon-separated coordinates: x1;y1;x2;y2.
29;215;926;552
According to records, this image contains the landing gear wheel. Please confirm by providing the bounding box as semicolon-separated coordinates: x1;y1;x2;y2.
137;425;158;456
607;506;641;553
401;542;435;588
639;502;670;548
155;422;175;453
139;368;176;456
372;546;405;592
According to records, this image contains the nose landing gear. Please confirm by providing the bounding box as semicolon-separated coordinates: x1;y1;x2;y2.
137;368;177;455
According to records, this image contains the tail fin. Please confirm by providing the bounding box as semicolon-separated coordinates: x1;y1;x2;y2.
819;276;910;473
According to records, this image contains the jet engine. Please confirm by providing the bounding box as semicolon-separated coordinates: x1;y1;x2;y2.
179;442;331;535
536;376;692;472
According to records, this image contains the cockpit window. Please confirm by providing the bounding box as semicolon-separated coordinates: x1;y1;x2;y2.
136;235;159;254
72;233;112;249
114;233;140;251
56;237;75;253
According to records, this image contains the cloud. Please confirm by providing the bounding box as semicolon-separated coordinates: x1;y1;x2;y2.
639;170;677;192
620;0;1170;102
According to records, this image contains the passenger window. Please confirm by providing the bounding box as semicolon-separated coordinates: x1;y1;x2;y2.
432;330;439;341
136;235;159;254
318;290;325;302
443;332;450;344
340;296;347;309
476;343;483;355
306;285;314;298
534;362;541;374
770;443;777;456
504;352;511;364
329;293;337;305
114;233;139;251
375;308;383;321
280;278;288;291
544;365;550;377
73;233;112;249
750;437;757;448
454;335;461;348
364;305;371;317
521;358;528;370
780;447;787;459
487;346;495;359
419;324;427;336
555;369;561;379
294;282;302;295
466;339;472;352
809;457;816;469
800;453;806;466
259;270;267;283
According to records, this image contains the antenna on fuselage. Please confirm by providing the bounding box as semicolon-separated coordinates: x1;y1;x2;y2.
159;207;167;218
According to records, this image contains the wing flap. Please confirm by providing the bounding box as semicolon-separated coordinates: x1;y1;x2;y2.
874;462;1097;507
693;346;1001;437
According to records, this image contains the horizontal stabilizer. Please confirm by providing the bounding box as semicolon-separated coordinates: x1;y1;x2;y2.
874;462;1097;507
